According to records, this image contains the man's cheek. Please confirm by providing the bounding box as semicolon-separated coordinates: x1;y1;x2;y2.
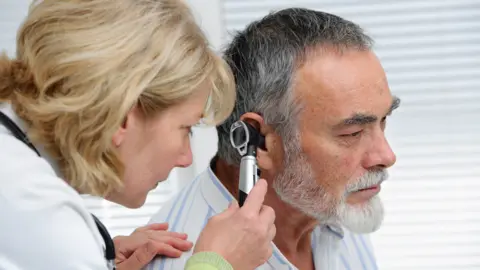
322;155;354;197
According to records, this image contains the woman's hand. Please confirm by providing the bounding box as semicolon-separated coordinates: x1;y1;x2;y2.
193;179;276;270
113;222;193;270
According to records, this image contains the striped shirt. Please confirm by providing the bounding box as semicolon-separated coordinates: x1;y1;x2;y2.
145;167;378;270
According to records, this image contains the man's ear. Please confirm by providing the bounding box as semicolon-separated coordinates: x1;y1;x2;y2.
239;112;280;172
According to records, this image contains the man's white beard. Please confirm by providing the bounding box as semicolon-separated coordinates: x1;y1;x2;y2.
273;145;388;234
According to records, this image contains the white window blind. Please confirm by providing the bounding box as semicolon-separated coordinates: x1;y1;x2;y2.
0;1;29;58
222;1;480;269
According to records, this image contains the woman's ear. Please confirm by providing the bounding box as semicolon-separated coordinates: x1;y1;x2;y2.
112;106;138;147
112;118;127;147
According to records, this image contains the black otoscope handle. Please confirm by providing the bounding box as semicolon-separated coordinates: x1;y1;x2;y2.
238;147;260;207
239;190;248;207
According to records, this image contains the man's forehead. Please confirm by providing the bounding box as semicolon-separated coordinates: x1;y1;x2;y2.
294;50;391;117
296;76;390;111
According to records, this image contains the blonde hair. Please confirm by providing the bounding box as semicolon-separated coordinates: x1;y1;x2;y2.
0;0;235;196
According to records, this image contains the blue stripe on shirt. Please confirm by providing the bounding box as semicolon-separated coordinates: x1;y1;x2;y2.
202;207;213;229
171;177;201;231
350;233;367;270
359;235;377;270
340;254;352;270
158;176;200;270
208;170;232;202
181;186;201;231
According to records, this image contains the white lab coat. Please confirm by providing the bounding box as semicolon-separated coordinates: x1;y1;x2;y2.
0;103;109;269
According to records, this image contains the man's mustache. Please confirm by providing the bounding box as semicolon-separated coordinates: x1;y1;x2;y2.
346;169;389;193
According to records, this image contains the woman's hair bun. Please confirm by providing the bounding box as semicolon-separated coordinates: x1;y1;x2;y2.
0;53;36;102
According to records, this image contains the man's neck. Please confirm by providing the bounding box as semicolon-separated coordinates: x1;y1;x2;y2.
213;158;318;267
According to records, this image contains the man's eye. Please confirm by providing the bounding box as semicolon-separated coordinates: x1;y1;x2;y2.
350;131;362;137
341;130;363;137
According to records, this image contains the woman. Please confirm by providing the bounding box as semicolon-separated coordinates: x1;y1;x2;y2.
0;0;275;269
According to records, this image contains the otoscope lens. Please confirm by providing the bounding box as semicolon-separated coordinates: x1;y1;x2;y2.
231;121;249;148
233;126;247;147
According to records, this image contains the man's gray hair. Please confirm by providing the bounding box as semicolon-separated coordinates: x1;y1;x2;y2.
217;8;373;165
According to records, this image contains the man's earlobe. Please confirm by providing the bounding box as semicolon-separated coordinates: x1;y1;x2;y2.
256;128;283;172
256;147;274;171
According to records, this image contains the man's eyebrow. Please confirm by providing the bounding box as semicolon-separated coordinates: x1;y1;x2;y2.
342;114;378;126
337;96;401;127
388;96;401;115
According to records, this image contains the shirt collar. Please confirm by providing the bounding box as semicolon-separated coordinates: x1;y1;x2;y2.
200;159;344;240
0;102;63;178
200;165;235;215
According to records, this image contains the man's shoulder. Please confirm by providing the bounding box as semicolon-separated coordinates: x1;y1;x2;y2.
146;171;217;270
149;172;211;233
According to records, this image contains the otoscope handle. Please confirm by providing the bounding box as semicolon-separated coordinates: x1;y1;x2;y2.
238;155;260;207
238;190;248;207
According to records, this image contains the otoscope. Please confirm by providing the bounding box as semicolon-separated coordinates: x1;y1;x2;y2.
229;120;266;207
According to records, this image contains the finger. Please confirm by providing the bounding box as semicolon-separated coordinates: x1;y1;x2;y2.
149;235;193;251
148;229;189;240
240;179;268;214
160;236;194;251
135;222;169;233
215;200;239;219
259;205;276;226
265;245;273;260
165;231;188;240
116;242;158;270
267;224;276;242
229;200;239;210
117;242;183;270
150;242;184;258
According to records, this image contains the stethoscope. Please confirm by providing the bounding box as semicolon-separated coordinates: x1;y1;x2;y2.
0;111;116;270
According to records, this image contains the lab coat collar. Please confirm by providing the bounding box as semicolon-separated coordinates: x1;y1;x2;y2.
0;102;63;178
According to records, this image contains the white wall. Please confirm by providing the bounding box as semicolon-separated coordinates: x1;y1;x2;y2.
0;1;30;56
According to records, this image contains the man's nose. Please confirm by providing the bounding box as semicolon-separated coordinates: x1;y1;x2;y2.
363;133;397;169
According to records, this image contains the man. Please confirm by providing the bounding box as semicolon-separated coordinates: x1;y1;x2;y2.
147;7;399;270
